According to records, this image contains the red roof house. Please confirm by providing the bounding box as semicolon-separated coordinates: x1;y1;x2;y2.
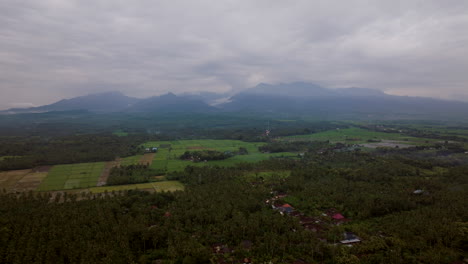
332;213;345;220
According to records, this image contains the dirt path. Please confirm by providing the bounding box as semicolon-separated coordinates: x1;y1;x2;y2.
139;153;156;166
97;158;121;187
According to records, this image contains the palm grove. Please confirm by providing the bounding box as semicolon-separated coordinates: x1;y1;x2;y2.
1;137;467;263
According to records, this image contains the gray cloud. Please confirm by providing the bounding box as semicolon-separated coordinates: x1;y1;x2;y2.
0;0;467;109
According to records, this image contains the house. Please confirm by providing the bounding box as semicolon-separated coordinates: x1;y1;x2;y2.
277;204;295;214
279;207;294;214
325;208;350;225
332;213;345;220
145;147;158;153
340;232;361;244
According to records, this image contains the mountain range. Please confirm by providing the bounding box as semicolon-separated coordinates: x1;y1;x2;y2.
3;82;468;120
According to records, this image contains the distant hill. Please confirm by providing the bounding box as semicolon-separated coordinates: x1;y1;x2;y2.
234;82;385;98
3;82;468;120
125;93;217;113
1;92;216;114
1;91;139;114
220;82;468;120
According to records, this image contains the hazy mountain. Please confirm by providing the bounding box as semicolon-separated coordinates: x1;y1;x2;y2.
3;82;468;120
179;91;232;106
221;82;468;119
1;91;139;114
125;93;217;113
242;82;333;97
236;82;386;98
1;92;216;114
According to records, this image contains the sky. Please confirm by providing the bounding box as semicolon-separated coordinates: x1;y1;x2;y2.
1;0;468;109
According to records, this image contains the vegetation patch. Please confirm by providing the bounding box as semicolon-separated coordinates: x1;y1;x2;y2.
120;155;142;166
107;164;164;186
89;180;184;193
143;139;297;173
180;150;233;162
284;127;430;145
112;129;128;136
37;162;105;191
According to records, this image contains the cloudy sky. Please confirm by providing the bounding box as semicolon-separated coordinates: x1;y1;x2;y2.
1;0;467;109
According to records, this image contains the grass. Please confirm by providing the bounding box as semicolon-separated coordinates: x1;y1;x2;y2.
284;127;435;146
89;181;184;193
37;162;105;191
120;155;142;166
112;129;128;136
0;156;21;161
142;139;297;172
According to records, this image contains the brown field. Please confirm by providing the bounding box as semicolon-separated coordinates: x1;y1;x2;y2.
139;153;156;166
96;158;121;187
0;167;50;192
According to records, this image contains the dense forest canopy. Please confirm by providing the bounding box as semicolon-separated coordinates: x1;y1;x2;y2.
1;118;468;263
1;154;467;263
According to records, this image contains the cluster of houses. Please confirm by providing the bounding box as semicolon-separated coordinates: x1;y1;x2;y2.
267;192;361;246
145;147;158;153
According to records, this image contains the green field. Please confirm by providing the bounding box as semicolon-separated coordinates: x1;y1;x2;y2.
284;127;435;145
112;129;128;136
120;155;142;166
143;139;297;172
37;162;105;191
88;181;184;193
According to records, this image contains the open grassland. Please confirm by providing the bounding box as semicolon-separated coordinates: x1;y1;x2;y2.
37;162;105;191
88;181;184;193
143;139;297;172
284;127;436;146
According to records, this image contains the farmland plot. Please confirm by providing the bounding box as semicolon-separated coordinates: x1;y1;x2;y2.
143;139;296;173
38;162;105;191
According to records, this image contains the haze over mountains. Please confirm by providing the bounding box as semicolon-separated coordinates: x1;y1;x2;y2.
3;82;468;120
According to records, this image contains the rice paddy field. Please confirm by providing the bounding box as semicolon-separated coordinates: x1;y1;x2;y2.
284;127;436;146
143;139;297;172
37;162;105;191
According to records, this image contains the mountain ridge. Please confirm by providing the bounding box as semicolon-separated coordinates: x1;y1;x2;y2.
3;82;468;120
